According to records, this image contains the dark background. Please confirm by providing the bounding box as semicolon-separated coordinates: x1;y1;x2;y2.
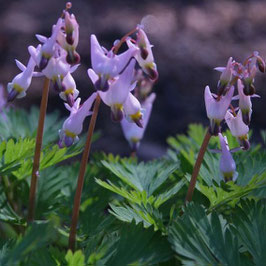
1;0;266;159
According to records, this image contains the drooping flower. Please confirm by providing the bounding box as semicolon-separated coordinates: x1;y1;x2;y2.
204;85;234;135
90;34;138;91
59;72;79;106
134;69;154;101
127;27;158;81
88;59;143;124
7;56;37;101
42;55;71;91
218;133;238;182
225;109;250;150
59;93;97;147
233;79;252;125
215;57;233;96
123;92;144;127
34;18;63;70
121;93;156;151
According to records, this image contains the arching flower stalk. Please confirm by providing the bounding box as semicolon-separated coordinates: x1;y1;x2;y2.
68;26;153;251
27;3;76;222
185;52;264;203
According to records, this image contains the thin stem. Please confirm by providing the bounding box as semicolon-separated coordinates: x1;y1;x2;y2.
68;94;101;251
113;27;138;54
185;130;211;203
27;77;50;223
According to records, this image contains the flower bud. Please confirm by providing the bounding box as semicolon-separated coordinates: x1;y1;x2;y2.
236;80;252;125
126;28;158;81
256;55;265;73
243;81;255;96
217;57;233;96
66;50;80;65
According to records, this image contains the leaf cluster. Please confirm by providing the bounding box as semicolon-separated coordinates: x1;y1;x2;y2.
0;109;265;265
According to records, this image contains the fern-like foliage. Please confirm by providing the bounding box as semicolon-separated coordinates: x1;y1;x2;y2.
168;203;250;266
96;158;184;229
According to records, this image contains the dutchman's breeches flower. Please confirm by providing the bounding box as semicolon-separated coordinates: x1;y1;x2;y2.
90;34;138;91
34;18;63;70
88;60;137;122
123;92;144;128
234;79;252;125
127;28;158;81
7;56;36;101
59;72;79;107
204;85;234;135
218;133;238;182
225;110;250;150
215;57;233;96
42;56;71;92
59;93;97;147
121;93;156;151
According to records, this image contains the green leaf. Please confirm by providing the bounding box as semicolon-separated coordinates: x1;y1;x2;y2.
0;139;35;176
168;203;249;265
65;250;85;266
2;221;56;265
105;222;173;265
233;199;266;266
0;107;64;145
198;172;266;212
0;187;24;225
102;159;178;197
12;143;82;179
109;203;164;230
235;150;266;186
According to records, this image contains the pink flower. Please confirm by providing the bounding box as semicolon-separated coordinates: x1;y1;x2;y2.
90;34;138;91
59;93;97;147
7;56;37;101
215;57;233;96
57;11;80;65
123;92;144;128
88;60;137;122
121;93;156;151
204;85;234;135
218;133;238;182
127;28;158;81
34;18;63;70
59;72;79;107
225;109;250;150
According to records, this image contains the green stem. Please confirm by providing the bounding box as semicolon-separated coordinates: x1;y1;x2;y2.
68;94;101;251
27;77;50;223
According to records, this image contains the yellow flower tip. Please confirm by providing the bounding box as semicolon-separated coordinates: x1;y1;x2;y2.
13;83;24;93
65;130;76;138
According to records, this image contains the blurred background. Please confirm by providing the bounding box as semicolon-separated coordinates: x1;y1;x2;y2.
1;0;266;159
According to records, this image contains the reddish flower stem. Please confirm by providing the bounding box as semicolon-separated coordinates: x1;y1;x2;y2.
68;94;101;251
185;130;211;203
113;27;138;54
28;77;50;222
